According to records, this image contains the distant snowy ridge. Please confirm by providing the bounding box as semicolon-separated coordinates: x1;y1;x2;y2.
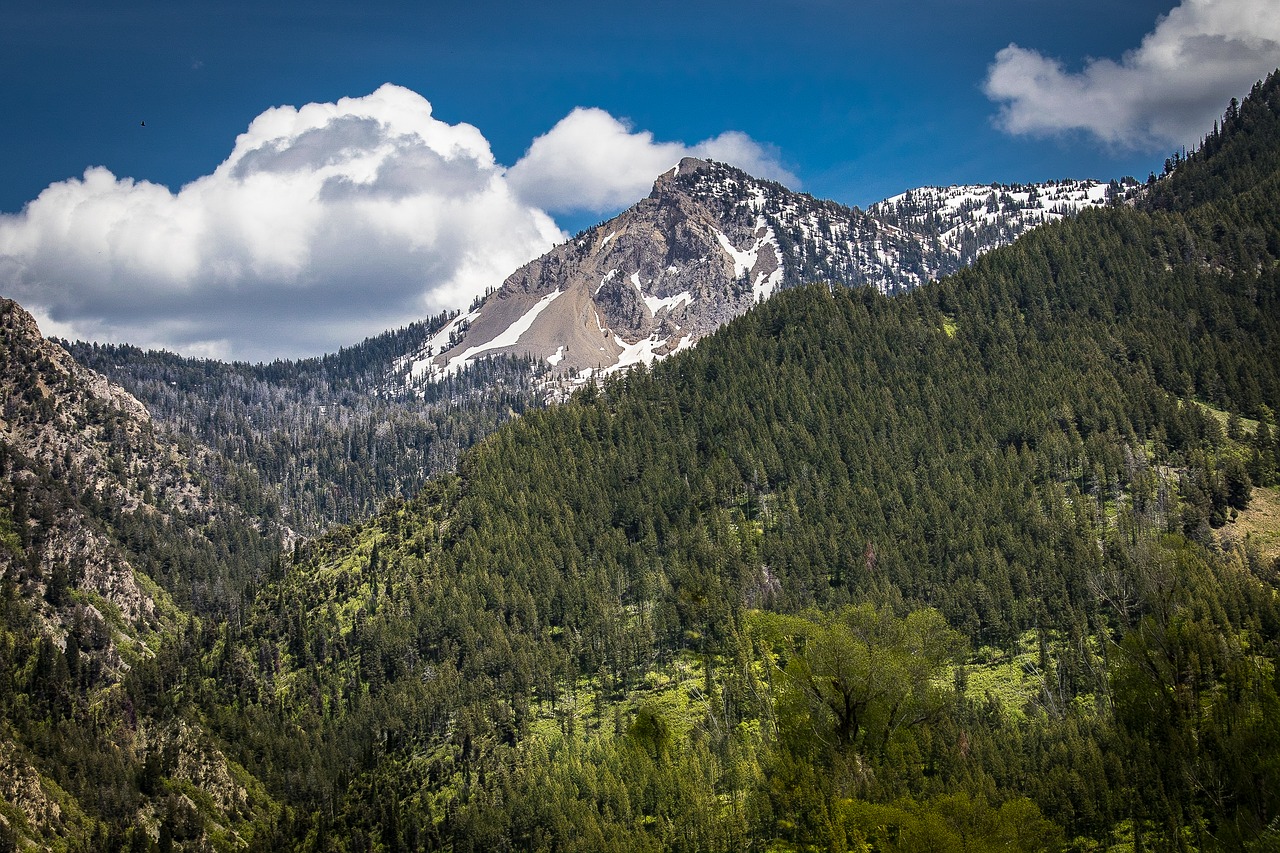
387;160;1139;394
867;179;1129;275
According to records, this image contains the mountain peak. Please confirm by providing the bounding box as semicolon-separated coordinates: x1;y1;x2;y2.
388;162;1116;393
651;157;730;195
672;156;715;176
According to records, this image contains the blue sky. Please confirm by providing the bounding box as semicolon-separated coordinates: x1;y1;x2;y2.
2;0;1278;360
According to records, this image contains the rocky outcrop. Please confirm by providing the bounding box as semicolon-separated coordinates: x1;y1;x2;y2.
0;736;97;848
0;299;253;672
1;300;168;661
0;297;286;847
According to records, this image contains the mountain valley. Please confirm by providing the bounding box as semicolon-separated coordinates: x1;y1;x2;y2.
1;73;1279;852
69;162;1133;539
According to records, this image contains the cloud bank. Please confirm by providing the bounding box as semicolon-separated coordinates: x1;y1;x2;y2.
0;86;790;361
984;0;1280;149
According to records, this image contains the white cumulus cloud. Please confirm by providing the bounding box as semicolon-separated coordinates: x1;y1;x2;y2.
0;85;564;361
0;86;792;361
984;0;1280;149
507;107;798;214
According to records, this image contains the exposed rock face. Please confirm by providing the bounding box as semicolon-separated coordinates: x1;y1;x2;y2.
402;159;774;380
392;159;1128;389
0;300;151;424
1;300;164;652
0;298;253;670
0;740;90;845
0;297;286;847
138;718;263;828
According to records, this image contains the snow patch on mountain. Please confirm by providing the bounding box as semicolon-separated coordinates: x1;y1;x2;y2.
714;228;757;278
598;332;694;376
755;264;783;302
643;290;693;316
596;268;620;294
443;288;565;374
403;306;481;380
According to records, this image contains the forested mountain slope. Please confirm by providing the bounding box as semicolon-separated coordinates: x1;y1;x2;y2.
0;301;285;850
166;74;1280;851
64;321;543;534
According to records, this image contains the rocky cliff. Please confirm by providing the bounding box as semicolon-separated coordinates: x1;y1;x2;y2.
0;298;282;848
